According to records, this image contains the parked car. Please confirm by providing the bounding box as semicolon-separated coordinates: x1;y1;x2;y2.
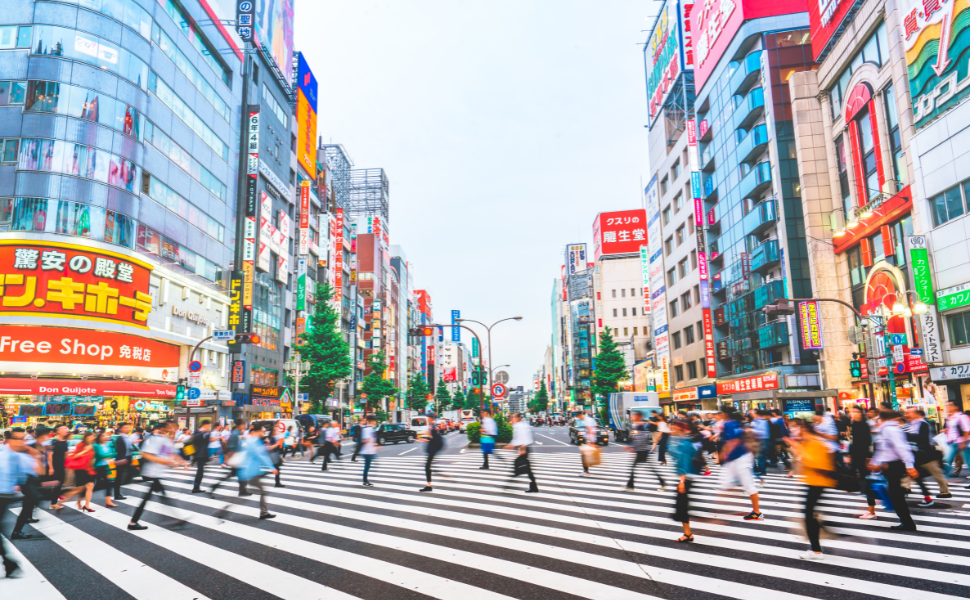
375;423;416;445
569;417;610;446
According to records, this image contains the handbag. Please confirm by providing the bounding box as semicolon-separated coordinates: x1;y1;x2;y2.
65;447;91;471
581;444;602;467
513;453;530;475
226;451;245;468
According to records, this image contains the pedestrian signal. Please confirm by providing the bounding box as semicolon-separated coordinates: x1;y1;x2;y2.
849;360;862;378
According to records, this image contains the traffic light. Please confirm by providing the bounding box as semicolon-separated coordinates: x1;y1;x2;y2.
762;299;796;317
849;360;862;378
176;384;186;400
409;326;435;337
234;333;261;345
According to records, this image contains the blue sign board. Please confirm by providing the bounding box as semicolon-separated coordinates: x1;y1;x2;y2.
187;387;201;400
691;172;702;199
890;333;908;345
451;310;460;341
784;399;816;414
297;53;318;111
697;385;716;399
910;348;923;356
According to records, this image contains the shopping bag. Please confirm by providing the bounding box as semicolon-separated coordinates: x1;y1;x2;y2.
581;444;602;467
868;473;893;512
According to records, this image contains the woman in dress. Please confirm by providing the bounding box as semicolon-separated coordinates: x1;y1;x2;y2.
60;432;97;512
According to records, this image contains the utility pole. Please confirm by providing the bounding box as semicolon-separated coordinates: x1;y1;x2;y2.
284;353;312;418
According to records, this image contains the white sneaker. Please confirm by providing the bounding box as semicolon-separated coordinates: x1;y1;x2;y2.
580;472;591;477
657;487;667;492
798;551;823;561
859;512;877;520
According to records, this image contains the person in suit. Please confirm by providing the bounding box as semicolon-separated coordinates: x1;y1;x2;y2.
190;420;212;493
112;423;133;500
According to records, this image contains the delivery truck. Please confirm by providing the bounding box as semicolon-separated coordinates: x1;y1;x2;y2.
607;392;661;443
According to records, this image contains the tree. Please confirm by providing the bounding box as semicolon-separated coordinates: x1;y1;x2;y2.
289;283;352;414
357;350;397;412
452;388;466;411
529;381;549;413
406;372;430;411
592;327;626;403
434;378;452;411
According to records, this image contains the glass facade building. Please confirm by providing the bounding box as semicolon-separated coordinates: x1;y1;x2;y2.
696;26;817;377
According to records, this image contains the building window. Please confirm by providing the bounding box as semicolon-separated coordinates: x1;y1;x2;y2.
847;246;865;286
691;250;698;269
661;177;669;196
251;366;278;386
675;193;683;213
672;331;682;349
633;327;638;335
856;107;880;202
621;288;626;297
676;225;685;246
663;206;671;225
835;135;851;217
687;361;698;379
883;83;904;186
684;326;695;345
622;308;628;317
665;237;673;256
669;300;680;317
678;257;689;278
667;268;677;287
613;308;618;317
828;22;888;120
675;365;684;382
931;182;967;227
697;321;703;340
950;311;970;346
688;218;695;235
0;138;18;163
681;291;692;311
623;327;629;336
693;285;701;305
672;160;681;180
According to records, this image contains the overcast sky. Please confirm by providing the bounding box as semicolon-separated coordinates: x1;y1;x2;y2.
296;1;655;389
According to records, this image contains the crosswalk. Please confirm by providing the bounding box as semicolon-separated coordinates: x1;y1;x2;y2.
5;451;970;599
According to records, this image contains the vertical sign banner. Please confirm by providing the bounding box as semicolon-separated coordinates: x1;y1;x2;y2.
333;209;344;303
451;310;460;342
645;1;694;126
566;244;587;274
798;301;824;350
295;53;318;179
296;257;307;312
902;0;969;128
299;180;310;255
243;106;260;308
235;0;254;41
645;175;669;392
702;309;716;377
472;336;479;358
639;246;651;313
909;235;943;364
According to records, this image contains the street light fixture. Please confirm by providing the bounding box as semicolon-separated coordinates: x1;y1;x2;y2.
456;317;523;408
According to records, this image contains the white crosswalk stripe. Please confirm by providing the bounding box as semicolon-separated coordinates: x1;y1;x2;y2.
8;451;970;599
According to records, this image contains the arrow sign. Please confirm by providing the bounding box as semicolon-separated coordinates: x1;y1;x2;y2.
491;383;507;398
933;3;955;77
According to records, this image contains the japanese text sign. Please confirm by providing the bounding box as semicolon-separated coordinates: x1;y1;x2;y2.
798;300;824;350
901;0;968;128
299;180;310;255
716;372;779;394
646;1;694;125
566;244;587;274
908;236;935;305
592;209;648;259
703;308;716;377
0;241;153;329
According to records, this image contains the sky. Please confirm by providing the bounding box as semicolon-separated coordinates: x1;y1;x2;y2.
296;0;656;389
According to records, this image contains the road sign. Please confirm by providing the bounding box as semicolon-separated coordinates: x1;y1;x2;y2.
889;333;908;346
189;361;202;373
892;345;905;364
297;393;309;402
491;383;507;398
187;387;201;400
847;326;863;345
911;348;924;357
495;371;509;384
212;330;235;342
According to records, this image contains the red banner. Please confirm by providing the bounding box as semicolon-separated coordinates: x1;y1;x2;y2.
703;309;716;377
717;372;779;395
0;378;175;398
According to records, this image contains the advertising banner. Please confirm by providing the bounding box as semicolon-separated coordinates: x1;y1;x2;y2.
566;244;587;274
296;53;318;179
244;106;260;308
646;176;669;392
798;300;824;350
296;257;307;312
592;209;648;260
717;372;779;395
256;0;294;87
0;325;178;380
0;240;153;329
908;235;935;304
0;378;176;398
451;309;460;342
702;308;716;377
299;180;310;255
333;209;344;299
902;0;970;128
646;1;694;125
808;0;860;60
639;245;651;313
232;360;246;384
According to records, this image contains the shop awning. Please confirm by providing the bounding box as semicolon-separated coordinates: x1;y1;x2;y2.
0;378;176;398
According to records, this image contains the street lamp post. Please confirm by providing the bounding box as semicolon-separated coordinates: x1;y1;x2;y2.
457;317;522;407
284;352;311;418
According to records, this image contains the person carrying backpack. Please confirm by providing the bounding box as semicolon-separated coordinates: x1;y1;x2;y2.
905;406;951;505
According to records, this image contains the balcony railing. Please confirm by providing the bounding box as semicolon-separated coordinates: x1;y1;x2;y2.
756;321;790;349
752;278;787;310
730;51;762;96
733;87;765;130
750;239;780;273
737;123;769;165
742;199;777;236
740;161;772;199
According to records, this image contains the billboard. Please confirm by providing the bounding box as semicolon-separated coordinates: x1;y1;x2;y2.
798;300;824;350
296;53;318;179
904;0;970;128
592;209;648;260
566;244;587;274
693;0;809;92
645;176;669;393
257;0;294;87
646;0;694;125
808;0;862;60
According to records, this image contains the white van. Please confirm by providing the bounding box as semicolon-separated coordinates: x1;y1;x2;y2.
410;416;432;436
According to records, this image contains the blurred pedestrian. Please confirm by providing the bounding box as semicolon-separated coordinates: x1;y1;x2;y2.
669;418;698;541
128;421;185;531
235;424;277;520
360;415;378;487
846;406;877;519
786;423;836;560
579;411;598;477
656;414;671;466
505;413;538;493
870;410;919;531
0;429;44;577
905;407;951;505
112;423;133;500
60;432;97;513
419;416;445;492
944;401;970;477
480;410;498;470
626;411;665;492
717;405;763;521
321;420;342;472
190;420;212;494
93;430;119;508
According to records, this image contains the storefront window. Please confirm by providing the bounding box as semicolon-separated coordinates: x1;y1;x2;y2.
949;311;970;347
251;366;278;386
254;273;282;351
847;246;864;287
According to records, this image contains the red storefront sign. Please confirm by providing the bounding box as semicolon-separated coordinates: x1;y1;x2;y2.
0;378;175;397
0;240;153;329
717;372;779;395
591;210;648;260
703;308;716;377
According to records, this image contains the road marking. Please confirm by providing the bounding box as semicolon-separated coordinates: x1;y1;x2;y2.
536;433;571;446
399;448;416;455
460;448;466;453
0;532;66;599
536;441;543;445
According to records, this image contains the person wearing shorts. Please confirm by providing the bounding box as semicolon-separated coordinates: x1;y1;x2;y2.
718;405;763;521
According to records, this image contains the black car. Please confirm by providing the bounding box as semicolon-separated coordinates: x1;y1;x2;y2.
569;417;610;446
376;423;417;445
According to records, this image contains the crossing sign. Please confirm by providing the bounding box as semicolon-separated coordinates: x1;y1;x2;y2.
491;383;507;398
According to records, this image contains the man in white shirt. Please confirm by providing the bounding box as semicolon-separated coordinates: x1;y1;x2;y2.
480;411;499;470
360;416;378;487
870;410;919;531
128;421;185;531
321;421;342;472
505;413;538;493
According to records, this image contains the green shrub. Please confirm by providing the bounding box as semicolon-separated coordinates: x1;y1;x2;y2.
466;421;481;444
494;412;513;443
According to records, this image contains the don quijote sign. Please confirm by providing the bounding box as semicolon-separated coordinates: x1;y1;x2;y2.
171;305;208;326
